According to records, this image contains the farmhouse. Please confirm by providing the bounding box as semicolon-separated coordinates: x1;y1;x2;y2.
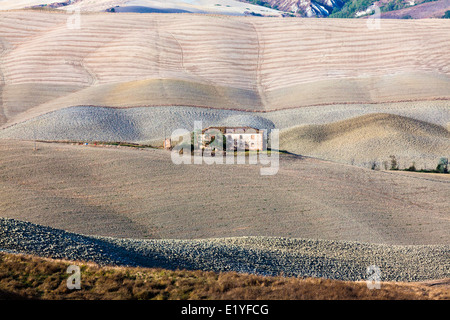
198;126;265;151
163;138;172;150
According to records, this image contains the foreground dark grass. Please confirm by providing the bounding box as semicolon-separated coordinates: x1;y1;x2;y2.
0;252;448;300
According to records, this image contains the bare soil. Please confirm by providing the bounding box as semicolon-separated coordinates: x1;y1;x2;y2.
0;139;448;245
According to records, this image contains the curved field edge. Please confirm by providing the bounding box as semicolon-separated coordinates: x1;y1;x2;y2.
0;251;448;300
0;218;448;282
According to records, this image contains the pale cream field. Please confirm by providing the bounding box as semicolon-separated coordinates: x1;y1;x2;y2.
0;11;449;129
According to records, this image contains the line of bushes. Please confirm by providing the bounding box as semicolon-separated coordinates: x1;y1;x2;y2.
386;155;449;173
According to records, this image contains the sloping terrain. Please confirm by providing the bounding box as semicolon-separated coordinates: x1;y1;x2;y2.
0;218;449;281
0;7;448;297
1;101;448;169
0;106;277;144
2;0;448;18
0;11;449;129
63;0;283;15
0;1;57;10
0;0;283;15
0;139;449;245
380;0;450;19
280;113;450;168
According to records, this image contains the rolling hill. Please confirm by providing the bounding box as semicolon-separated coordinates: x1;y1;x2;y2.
0;11;449;130
238;0;450;18
280;113;450;168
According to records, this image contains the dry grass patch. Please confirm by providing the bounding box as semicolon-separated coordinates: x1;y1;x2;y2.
0;252;448;300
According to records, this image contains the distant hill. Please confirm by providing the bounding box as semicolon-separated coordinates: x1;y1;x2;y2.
238;0;450;17
1;0;448;18
238;0;344;17
379;0;450;18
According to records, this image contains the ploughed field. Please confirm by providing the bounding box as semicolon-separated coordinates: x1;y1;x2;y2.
0;11;449;283
0;140;448;282
0;11;449;128
0;140;448;245
1;11;449;169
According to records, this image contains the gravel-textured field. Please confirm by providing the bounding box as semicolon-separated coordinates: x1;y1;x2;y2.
1;100;449;142
0;218;448;282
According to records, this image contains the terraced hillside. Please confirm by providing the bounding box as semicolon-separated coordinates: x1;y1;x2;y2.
0;11;449;130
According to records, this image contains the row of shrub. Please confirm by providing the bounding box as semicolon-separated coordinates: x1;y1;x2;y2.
371;155;450;173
